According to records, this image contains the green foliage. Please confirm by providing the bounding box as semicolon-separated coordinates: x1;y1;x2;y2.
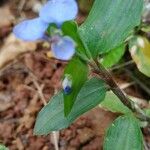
0;144;8;150
34;78;107;135
129;36;150;77
34;1;146;149
104;115;143;150
79;0;143;58
100;91;131;114
144;108;150;116
62;21;89;59
63;57;88;116
101;44;125;68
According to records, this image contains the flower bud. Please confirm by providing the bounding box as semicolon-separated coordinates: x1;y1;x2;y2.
62;75;72;94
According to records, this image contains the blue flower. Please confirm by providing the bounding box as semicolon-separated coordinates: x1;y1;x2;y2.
13;0;78;60
13;18;48;41
51;35;76;60
40;0;78;26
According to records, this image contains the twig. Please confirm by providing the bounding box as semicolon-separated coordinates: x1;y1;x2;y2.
31;77;47;106
18;0;26;12
16;63;60;150
0;59;20;77
144;139;149;150
111;60;134;71
28;68;59;150
30;76;59;150
0;118;20;123
119;82;135;90
51;131;59;150
0;55;60;149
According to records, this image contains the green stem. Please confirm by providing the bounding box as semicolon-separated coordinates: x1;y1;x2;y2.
76;49;150;122
91;59;150;122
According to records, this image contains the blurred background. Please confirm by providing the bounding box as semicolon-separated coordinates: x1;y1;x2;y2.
0;0;150;149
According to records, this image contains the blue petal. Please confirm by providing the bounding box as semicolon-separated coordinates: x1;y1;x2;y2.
13;18;49;41
51;36;75;60
40;0;78;26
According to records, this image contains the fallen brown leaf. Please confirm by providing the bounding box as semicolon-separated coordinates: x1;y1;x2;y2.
0;5;14;28
0;91;14;112
0;34;37;69
0;101;14;112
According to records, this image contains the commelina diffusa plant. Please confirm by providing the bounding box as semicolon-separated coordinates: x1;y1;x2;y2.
13;0;150;149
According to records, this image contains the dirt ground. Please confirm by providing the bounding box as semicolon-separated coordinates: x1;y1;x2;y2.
0;0;150;150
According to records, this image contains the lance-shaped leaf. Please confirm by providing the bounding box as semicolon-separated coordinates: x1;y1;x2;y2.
34;78;107;135
79;0;143;58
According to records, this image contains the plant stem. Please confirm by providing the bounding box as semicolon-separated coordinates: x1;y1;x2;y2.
76;50;150;122
91;60;150;122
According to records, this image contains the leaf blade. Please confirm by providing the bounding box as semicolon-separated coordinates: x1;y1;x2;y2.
104;115;143;150
101;44;125;68
79;0;143;58
34;78;107;135
100;91;131;114
63;56;88;116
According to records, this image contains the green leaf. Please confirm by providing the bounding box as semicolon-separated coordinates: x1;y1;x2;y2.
64;57;88;116
79;0;143;58
0;145;8;150
104;115;143;150
129;36;150;77
62;21;89;58
100;91;131;114
101;44;125;68
144;108;150;116
34;78;107;135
